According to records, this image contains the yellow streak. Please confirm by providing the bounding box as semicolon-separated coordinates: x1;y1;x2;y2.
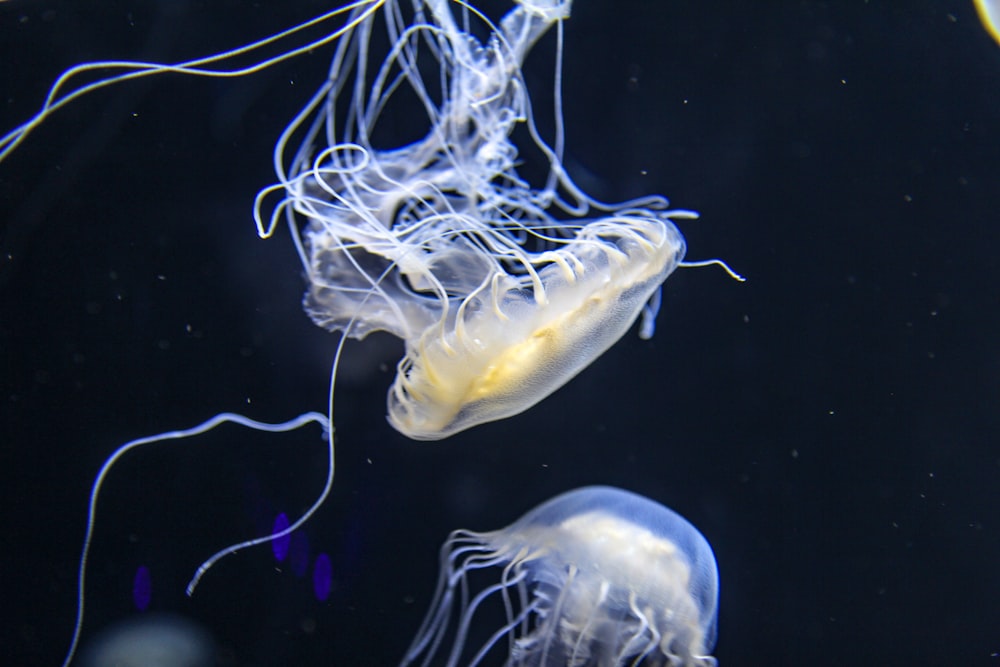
974;0;1000;47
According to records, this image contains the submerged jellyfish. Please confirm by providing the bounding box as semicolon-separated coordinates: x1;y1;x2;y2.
3;2;740;447
402;486;719;666
257;0;740;440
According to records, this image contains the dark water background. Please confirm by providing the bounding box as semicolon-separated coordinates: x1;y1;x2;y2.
2;1;998;665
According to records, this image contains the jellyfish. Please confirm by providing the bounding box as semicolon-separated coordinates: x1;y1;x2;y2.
256;0;743;441
3;0;740;452
4;2;741;441
402;486;719;667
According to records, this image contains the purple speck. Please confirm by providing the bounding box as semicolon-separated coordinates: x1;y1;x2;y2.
289;530;311;578
132;565;151;611
313;553;332;602
271;513;291;562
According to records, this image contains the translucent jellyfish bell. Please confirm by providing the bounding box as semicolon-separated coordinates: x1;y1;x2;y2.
259;0;699;440
402;486;720;666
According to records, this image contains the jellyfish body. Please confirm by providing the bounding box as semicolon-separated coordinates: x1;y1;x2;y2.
262;0;692;440
403;486;719;667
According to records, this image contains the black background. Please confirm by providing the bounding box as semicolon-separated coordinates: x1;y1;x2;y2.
2;1;998;665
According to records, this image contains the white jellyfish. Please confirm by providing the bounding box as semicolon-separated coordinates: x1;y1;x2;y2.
403;486;720;667
255;0;741;440
2;0;740;456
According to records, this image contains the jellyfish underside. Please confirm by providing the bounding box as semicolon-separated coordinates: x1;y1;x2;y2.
269;0;692;440
402;486;719;667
